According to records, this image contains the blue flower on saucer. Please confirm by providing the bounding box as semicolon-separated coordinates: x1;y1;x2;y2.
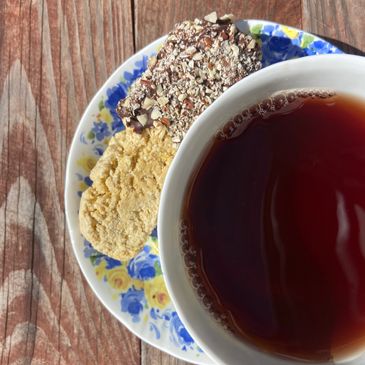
111;118;125;134
83;240;98;258
123;56;149;88
170;312;194;349
261;24;275;35
91;121;111;141
83;240;104;266
127;245;160;280
305;40;342;56
104;84;128;133
121;287;145;322
104;256;121;269
260;34;306;67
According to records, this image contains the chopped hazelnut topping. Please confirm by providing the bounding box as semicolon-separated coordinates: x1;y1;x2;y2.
116;13;262;146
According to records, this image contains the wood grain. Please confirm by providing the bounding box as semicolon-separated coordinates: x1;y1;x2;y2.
303;0;365;54
0;1;139;364
134;0;302;51
0;0;363;364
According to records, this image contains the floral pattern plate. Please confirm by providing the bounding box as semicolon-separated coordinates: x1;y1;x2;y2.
65;20;342;365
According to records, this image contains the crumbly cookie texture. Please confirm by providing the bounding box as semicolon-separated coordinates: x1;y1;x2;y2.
117;12;262;146
79;125;175;261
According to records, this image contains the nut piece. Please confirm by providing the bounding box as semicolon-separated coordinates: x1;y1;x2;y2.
156;84;163;96
160;117;170;127
186;46;197;55
142;97;154;110
247;39;257;49
193;52;203;61
149;56;157;68
231;44;240;56
136;114;148;126
151;107;162;120
123;97;131;108
178;93;187;102
157;96;169;107
219;14;234;21
204;11;218;23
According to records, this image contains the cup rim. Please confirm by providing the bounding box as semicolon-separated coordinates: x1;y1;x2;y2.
158;54;365;365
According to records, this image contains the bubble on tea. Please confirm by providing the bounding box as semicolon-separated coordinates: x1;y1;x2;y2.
217;88;336;140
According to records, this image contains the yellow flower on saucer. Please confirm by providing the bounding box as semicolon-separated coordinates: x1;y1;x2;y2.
106;267;131;291
77;156;97;173
98;108;113;124
79;181;89;193
147;238;159;256
133;279;144;290
282;26;298;39
95;260;107;281
145;276;171;309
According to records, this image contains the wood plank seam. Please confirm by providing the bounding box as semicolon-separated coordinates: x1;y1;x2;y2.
26;0;45;363
0;44;11;365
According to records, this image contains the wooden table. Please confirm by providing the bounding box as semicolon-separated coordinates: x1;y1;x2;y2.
1;1;365;364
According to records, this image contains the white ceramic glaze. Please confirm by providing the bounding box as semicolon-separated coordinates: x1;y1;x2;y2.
158;55;365;365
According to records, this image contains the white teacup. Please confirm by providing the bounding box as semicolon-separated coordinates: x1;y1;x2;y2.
158;55;365;365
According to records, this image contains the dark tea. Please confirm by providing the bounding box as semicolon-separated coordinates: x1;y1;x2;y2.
181;90;365;362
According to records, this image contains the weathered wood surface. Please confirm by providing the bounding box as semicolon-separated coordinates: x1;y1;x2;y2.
303;0;365;55
1;1;364;364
